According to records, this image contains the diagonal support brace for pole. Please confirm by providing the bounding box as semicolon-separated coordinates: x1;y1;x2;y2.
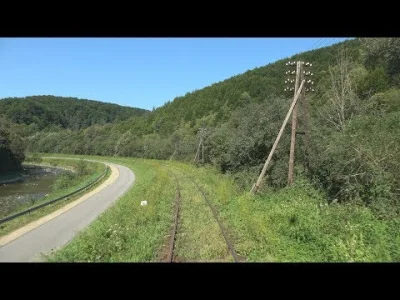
250;79;305;195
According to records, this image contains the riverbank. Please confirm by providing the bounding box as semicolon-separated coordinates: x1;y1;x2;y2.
0;158;108;237
0;163;74;185
22;162;76;173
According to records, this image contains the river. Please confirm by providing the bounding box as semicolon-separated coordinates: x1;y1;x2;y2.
0;165;66;218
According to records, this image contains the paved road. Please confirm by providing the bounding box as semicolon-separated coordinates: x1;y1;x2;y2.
0;161;135;262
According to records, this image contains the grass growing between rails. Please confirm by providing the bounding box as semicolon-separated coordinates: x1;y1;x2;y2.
41;153;400;262
0;157;108;237
161;166;235;262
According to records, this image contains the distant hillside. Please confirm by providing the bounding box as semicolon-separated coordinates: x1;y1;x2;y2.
142;38;362;135
0;95;149;130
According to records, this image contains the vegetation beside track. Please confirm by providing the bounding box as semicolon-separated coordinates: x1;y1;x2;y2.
43;154;400;262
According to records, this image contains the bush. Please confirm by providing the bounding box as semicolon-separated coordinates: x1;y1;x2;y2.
358;67;390;99
309;111;400;219
51;171;77;191
76;159;90;176
24;152;43;163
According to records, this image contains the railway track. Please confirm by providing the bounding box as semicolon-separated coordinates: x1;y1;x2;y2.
162;165;239;263
166;171;181;262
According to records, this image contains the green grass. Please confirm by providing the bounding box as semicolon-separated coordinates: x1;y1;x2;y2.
186;167;400;262
159;162;400;262
166;166;234;262
44;155;236;262
40;153;400;262
0;158;108;237
45;157;176;262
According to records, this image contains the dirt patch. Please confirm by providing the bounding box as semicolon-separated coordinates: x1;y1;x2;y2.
173;255;185;262
236;254;247;262
157;234;172;262
157;179;181;263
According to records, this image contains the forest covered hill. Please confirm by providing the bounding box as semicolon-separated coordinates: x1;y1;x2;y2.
0;95;149;130
0;95;148;173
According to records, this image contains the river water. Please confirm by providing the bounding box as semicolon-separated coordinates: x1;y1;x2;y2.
0;165;65;218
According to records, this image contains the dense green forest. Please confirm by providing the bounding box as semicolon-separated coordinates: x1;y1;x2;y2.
0;95;148;174
0;116;25;174
1;37;400;222
0;95;149;131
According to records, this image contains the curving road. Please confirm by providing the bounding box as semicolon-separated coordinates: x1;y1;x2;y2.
0;160;135;262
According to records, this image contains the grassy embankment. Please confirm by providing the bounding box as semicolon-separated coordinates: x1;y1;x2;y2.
0;156;109;237
43;153;400;262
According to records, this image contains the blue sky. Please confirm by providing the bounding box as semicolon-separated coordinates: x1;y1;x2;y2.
0;38;350;110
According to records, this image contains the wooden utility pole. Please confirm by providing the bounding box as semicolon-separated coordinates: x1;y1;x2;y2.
201;133;204;164
287;61;302;185
169;144;177;161
250;79;305;195
193;142;200;164
249;59;315;195
193;128;206;164
286;61;314;185
302;62;313;171
301;77;310;171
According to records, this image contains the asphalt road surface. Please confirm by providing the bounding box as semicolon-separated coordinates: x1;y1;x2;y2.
0;161;135;262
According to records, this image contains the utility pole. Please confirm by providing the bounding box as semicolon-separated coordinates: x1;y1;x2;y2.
286;61;314;186
193;142;200;164
302;62;313;172
193;127;206;164
287;61;301;186
169;143;177;161
249;60;314;195
250;80;305;195
202;131;205;164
